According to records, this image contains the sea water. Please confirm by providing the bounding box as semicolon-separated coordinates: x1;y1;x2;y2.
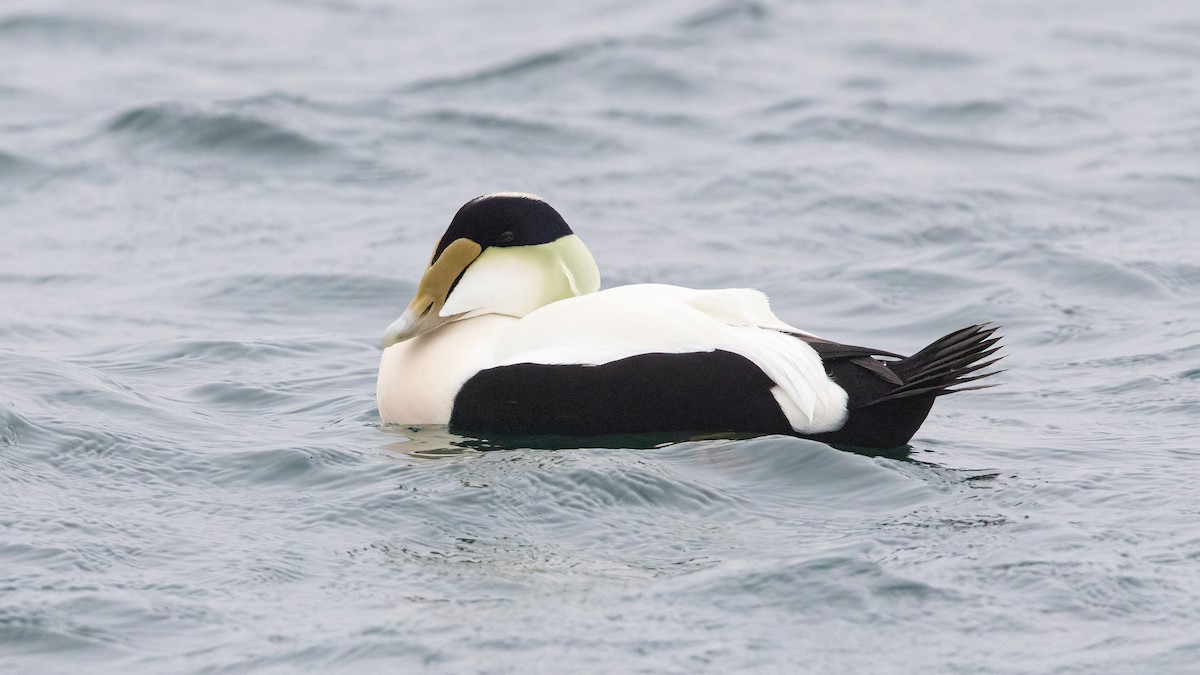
3;0;1200;671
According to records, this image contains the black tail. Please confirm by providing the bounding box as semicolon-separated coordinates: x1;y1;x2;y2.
802;324;1004;449
872;323;1004;405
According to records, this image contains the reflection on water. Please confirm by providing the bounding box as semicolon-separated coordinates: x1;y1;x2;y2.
383;423;917;461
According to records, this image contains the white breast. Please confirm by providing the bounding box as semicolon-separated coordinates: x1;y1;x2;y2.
377;313;517;424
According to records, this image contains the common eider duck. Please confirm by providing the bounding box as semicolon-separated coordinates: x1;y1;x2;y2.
377;193;1002;449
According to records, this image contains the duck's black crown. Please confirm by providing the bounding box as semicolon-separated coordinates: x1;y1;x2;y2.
433;193;574;262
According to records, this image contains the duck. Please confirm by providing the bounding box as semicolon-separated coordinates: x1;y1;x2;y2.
377;192;1002;449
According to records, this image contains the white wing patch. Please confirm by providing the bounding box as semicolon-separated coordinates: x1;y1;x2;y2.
493;284;848;433
723;326;848;427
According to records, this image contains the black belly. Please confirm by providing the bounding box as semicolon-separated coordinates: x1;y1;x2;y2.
450;350;794;437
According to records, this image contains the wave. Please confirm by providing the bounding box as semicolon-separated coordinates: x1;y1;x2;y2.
678;0;771;30
0;12;141;44
0;150;53;186
375;435;931;518
105;103;331;160
404;40;615;93
403;108;625;157
847;40;982;69
857;98;1097;130
1129;261;1200;297
1007;246;1171;301
745;115;1057;155
0;405;36;455
109;94;421;183
188;273;404;323
78;338;355;372
0;150;41;173
1056;28;1200;62
67;335;379;418
402;34;698;101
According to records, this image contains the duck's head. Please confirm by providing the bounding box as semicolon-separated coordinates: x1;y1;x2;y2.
381;193;600;348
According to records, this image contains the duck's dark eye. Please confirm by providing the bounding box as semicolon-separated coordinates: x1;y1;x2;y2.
498;230;515;244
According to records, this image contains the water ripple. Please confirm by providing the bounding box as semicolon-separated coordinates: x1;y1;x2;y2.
746;115;1056;154
190;273;404;320
406;109;624;156
847;41;982;69
106;103;330;160
0;150;50;184
405;40;617;93
677;0;772;31
0;13;142;45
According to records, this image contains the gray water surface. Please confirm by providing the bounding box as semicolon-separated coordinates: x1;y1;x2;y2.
3;0;1200;672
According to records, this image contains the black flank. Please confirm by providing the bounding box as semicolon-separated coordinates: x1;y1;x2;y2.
451;350;793;437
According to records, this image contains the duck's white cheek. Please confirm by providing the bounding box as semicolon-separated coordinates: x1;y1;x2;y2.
440;236;599;319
